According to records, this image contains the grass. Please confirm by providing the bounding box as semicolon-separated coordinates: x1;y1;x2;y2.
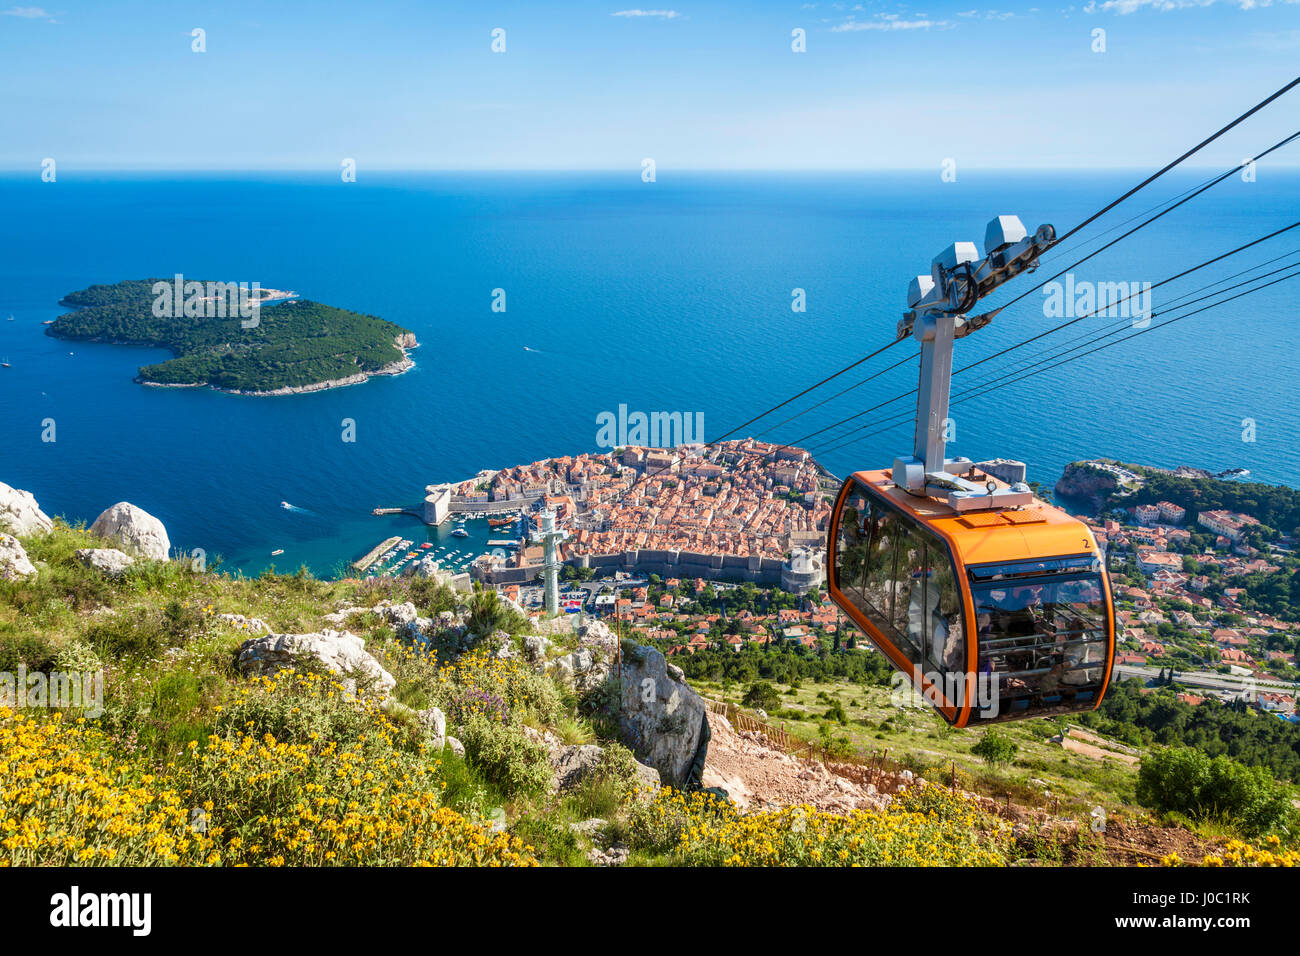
693;672;1141;816
2;520;1260;866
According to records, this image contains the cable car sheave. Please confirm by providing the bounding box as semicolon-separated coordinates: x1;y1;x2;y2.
826;215;1116;726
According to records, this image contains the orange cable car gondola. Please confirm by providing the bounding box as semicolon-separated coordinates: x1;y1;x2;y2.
826;215;1116;725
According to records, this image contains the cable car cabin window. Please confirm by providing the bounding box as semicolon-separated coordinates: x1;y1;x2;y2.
925;540;965;674
835;485;965;680
969;555;1108;721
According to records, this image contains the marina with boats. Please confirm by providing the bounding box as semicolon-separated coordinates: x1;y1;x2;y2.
352;508;529;580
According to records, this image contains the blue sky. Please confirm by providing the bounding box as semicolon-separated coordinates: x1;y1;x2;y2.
0;0;1296;170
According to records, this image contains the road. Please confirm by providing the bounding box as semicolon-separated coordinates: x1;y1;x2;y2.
1114;663;1299;694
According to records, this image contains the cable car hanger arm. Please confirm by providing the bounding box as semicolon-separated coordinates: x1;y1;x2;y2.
891;215;1055;510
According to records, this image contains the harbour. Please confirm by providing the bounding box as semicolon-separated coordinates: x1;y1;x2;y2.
352;535;401;572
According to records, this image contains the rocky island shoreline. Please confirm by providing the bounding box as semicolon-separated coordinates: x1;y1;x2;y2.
46;279;418;397
140;335;418;396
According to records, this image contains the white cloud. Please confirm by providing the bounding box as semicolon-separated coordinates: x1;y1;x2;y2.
2;6;54;17
1084;0;1296;12
832;15;951;30
611;8;681;17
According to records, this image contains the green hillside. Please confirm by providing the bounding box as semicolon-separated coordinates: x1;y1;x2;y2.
47;279;415;393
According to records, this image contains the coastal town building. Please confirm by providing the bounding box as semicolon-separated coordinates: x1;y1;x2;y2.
468;440;831;588
1197;509;1260;542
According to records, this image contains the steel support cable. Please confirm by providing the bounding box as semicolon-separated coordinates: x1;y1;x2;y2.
1050;76;1300;247
795;219;1300;451
984;129;1300;316
957;243;1300;394
810;264;1300;456
812;267;1300;459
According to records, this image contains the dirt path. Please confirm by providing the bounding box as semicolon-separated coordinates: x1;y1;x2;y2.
701;712;899;812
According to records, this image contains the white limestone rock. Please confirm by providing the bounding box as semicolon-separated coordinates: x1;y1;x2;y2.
524;635;552;664
0;482;53;536
236;629;396;698
618;638;708;789
417;706;447;748
74;548;135;579
89;502;171;561
0;533;36;580
216;613;269;635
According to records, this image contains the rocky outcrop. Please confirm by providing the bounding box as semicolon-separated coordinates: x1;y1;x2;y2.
324;599;434;643
524;635;552;663
236;629;396;698
491;631;517;660
216;613;269;634
568;819;630;867
0;533;36;580
551;744;606;791
89;502;171;561
1054;462;1119;511
417;706;447;748
74;548;135;578
0;482;53;536
401;555;441;579
618;638;709;789
577;618;619;658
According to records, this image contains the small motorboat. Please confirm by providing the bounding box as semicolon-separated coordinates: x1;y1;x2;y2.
271;549;284;556
452;528;469;538
280;501;291;509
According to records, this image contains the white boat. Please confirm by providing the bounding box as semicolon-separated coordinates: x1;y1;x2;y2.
280;501;291;509
271;549;284;556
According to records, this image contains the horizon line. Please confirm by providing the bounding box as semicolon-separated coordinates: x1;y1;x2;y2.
3;164;1299;175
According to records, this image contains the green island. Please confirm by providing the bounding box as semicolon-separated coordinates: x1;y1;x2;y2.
46;278;417;395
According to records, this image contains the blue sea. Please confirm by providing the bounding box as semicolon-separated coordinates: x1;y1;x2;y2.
1;170;1297;577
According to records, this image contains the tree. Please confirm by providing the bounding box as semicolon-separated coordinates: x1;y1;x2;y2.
971;729;1018;766
1136;747;1295;836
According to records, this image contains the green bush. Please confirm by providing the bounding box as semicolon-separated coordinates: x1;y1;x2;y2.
1135;747;1296;837
0;629;58;671
971;729;1018;766
466;587;528;638
85;611;165;660
460;716;553;797
742;681;781;712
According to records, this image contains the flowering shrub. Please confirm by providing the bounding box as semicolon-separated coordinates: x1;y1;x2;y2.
182;729;533;866
449;689;508;726
459;716;553;798
1197;837;1300;867
626;786;1008;867
0;708;211;865
387;647;563;726
0;694;537;866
